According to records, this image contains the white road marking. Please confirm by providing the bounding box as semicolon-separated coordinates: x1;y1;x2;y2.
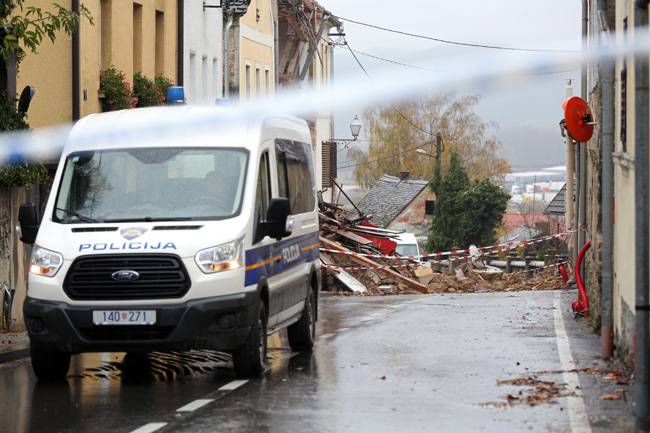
218;379;249;391
337;327;350;332
129;423;167;433
319;333;335;339
176;399;214;412
553;295;593;433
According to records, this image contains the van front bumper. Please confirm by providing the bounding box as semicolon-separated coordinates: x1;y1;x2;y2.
23;292;258;354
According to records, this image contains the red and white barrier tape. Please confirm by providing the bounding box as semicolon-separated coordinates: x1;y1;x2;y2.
320;231;575;262
321;262;416;271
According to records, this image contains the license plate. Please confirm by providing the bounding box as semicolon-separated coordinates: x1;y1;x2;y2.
92;310;156;325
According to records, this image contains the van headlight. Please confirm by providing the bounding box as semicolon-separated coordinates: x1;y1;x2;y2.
29;245;63;277
195;239;243;274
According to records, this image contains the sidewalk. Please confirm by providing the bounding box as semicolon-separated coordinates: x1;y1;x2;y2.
0;331;30;363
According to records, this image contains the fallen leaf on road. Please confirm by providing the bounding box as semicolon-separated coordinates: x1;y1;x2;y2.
600;394;622;400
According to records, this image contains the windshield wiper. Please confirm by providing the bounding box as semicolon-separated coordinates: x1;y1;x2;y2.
103;217;197;223
55;207;102;223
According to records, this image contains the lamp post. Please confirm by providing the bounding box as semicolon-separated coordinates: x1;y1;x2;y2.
415;134;443;187
325;115;363;202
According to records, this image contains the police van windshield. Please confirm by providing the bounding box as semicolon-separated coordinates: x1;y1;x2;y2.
53;147;248;223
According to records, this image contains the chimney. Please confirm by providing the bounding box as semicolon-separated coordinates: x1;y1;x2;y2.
399;171;410;181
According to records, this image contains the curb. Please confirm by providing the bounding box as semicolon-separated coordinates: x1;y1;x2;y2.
0;347;30;364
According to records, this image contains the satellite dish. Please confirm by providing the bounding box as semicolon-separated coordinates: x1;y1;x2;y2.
17;86;35;114
562;96;594;143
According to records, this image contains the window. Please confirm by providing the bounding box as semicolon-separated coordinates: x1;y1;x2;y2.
254;152;271;243
275;140;315;214
212;58;219;93
133;3;143;73
620;17;628;153
425;200;435;216
265;69;270;93
54;148;249;223
189;52;196;101
202;55;208;99
155;10;165;75
245;64;251;99
100;0;112;69
256;67;261;96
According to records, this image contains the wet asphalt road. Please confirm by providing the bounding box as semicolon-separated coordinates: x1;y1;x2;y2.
0;290;634;433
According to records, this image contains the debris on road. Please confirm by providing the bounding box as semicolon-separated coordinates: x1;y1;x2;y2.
482;376;575;408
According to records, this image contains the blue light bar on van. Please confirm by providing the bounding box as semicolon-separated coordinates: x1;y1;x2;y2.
167;86;185;105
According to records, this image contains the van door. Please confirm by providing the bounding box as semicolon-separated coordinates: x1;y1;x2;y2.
273;140;318;322
249;150;283;328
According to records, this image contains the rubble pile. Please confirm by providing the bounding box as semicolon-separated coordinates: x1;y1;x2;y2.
318;200;566;296
427;266;566;294
319;201;429;294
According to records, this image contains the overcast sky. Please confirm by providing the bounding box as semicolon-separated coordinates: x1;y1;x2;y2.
321;0;582;172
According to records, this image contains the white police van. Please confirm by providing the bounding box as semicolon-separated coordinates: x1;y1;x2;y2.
18;107;321;380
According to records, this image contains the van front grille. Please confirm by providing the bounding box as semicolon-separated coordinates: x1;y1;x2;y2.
63;254;190;300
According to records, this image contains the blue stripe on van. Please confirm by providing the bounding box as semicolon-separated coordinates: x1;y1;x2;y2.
244;232;320;286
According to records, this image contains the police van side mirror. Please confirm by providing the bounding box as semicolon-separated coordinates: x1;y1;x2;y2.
18;203;39;244
266;198;292;240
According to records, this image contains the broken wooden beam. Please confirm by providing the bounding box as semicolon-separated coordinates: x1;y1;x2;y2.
320;237;429;294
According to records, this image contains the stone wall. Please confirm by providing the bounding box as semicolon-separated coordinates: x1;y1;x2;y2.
585;81;603;330
0;185;29;331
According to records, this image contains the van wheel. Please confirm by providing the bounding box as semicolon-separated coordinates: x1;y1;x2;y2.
233;302;267;378
31;346;70;381
288;289;316;351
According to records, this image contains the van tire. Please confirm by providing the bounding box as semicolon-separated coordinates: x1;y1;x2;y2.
233;302;267;378
31;347;70;381
288;289;316;351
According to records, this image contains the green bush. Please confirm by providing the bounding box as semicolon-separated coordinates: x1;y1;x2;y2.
0;93;48;187
0;92;28;131
0;162;48;186
100;66;132;111
154;74;174;103
133;72;160;107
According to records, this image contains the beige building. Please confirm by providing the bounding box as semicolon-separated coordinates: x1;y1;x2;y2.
239;0;276;98
17;0;178;128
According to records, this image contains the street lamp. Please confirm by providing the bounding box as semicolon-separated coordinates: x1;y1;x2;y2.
350;115;362;140
331;115;363;148
415;148;434;158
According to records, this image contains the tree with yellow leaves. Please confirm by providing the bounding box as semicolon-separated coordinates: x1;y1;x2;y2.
349;94;510;188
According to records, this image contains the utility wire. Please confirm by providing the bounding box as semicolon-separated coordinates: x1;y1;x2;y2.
334;15;580;53
338;139;438;169
344;47;579;76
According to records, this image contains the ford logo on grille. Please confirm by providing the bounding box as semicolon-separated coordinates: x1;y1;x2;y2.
111;270;140;282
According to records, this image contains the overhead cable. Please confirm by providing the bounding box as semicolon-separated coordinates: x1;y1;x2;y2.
334;15;580;53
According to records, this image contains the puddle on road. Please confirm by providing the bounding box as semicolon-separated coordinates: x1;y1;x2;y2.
70;350;233;382
71;333;290;382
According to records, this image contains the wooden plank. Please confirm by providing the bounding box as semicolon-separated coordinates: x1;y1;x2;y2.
334;229;373;245
320;237;429;294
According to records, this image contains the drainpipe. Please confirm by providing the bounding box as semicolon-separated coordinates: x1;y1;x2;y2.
597;0;614;360
71;0;80;121
177;0;184;86
634;0;650;430
566;80;575;258
577;0;588;259
223;13;234;98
